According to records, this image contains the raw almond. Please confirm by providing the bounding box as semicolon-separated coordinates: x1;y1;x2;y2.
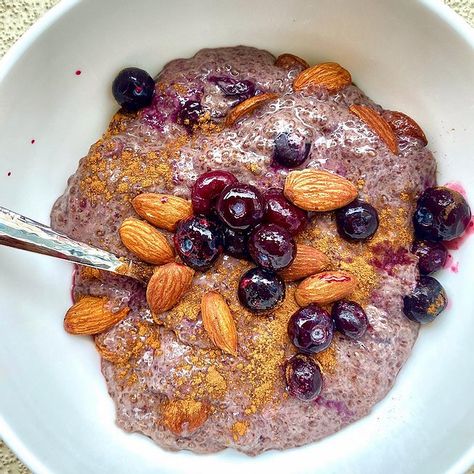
64;296;129;335
293;62;351;92
225;93;279;126
279;244;330;281
119;217;174;265
349;104;399;155
275;53;310;70
284;169;358;212
383;110;428;146
132;193;193;232
295;270;357;306
201;292;237;356
146;262;195;314
162;399;210;435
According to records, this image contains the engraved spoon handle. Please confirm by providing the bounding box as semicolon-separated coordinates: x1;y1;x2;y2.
0;206;147;281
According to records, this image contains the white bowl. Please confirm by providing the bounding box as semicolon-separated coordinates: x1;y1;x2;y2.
0;0;473;472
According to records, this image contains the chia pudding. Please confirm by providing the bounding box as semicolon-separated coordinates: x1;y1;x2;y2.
51;46;451;455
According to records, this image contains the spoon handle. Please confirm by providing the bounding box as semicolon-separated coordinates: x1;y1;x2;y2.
0;206;138;278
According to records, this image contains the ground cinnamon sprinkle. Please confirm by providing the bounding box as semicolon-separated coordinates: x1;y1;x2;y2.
79;124;186;203
315;344;337;374
232;420;249;441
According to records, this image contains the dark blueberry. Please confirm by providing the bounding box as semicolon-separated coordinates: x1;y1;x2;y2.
191;170;238;215
173;216;223;271
248;223;296;271
413;187;471;241
222;226;250;260
112;67;155;111
273;132;311;168
403;276;447;324
208;75;256;103
335;199;379;241
178;100;203;128
217;184;265;230
263;188;308;235
411;240;448;275
287;304;334;354
285;353;323;401
238;267;285;312
331;300;368;340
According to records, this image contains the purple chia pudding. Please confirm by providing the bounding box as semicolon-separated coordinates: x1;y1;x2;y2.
51;46;437;455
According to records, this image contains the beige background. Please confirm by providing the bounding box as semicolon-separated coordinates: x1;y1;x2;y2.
0;0;473;472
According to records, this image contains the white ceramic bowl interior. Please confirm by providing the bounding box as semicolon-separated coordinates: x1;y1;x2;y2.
0;0;473;473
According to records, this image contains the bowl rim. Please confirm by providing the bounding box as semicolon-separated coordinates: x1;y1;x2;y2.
0;0;473;473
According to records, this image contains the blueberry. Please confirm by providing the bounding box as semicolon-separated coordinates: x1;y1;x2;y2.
191;170;238;215
173;216;223;271
263;188;308;235
331;300;368;339
335;199;379;241
222;226;250;260
287;304;334;354
208;75;256;104
403;276;447;324
248;223;296;271
238;267;285;312
178;100;203;129
273;132;311;168
411;240;448;275
112;67;155;111
285;353;323;401
413;187;471;241
217;184;265;230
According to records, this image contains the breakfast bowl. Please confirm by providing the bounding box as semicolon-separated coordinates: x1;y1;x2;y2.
0;0;473;473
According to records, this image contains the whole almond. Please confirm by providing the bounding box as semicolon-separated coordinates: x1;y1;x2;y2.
383;110;428;146
349;104;399;155
162;399;210;435
225;93;279;126
146;262;195;314
132;193;193;232
295;270;357;306
279;244;330;281
201;292;237;356
293;62;351;93
119;217;174;265
284;169;358;212
275;53;310;70
64;296;129;335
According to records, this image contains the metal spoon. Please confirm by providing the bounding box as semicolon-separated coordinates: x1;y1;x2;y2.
0;206;152;283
